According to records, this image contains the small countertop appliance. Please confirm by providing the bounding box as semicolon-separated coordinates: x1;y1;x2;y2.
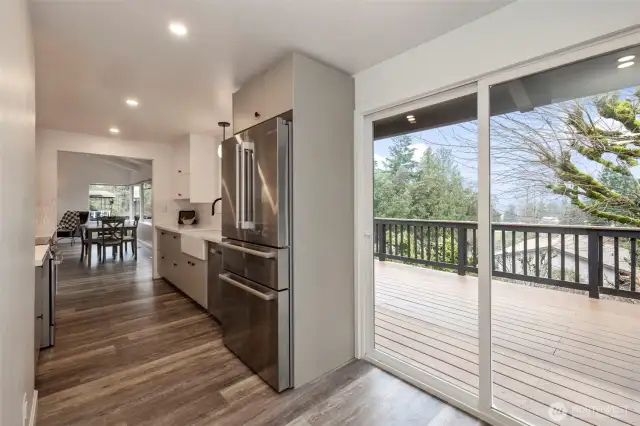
178;210;197;225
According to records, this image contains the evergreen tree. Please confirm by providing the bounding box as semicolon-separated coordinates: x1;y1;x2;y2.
545;89;640;226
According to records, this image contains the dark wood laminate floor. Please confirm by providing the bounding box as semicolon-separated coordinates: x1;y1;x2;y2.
36;243;483;426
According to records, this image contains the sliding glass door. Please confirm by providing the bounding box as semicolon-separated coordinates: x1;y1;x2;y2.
357;31;640;426
360;84;482;408
488;43;640;426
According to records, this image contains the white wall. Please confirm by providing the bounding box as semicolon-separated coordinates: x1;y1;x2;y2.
130;166;152;184
36;129;175;278
137;222;153;246
355;1;640;114
0;0;36;425
57;151;136;221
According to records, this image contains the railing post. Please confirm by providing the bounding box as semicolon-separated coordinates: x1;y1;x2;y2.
587;231;600;299
379;223;386;262
457;225;467;276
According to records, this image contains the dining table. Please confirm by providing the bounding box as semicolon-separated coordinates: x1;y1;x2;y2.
83;220;138;265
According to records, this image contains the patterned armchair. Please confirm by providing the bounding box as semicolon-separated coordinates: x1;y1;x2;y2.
56;210;81;245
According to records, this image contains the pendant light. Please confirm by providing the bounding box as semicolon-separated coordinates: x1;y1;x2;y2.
217;121;230;158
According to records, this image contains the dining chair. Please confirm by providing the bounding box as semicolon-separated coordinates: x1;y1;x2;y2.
79;224;101;263
123;215;139;255
97;218;125;262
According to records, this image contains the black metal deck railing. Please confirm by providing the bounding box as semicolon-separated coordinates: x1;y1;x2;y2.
373;218;640;300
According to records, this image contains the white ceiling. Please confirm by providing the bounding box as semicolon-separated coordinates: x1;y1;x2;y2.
31;0;511;143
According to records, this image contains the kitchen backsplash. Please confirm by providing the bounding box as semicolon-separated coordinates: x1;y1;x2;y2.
174;200;222;229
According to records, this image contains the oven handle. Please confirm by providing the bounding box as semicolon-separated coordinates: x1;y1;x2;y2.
219;242;276;258
219;274;275;301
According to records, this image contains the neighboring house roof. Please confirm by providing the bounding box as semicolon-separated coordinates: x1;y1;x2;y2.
89;190;116;198
494;234;634;273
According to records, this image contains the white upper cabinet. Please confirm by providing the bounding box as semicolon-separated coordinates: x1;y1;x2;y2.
189;134;220;203
171;134;220;202
233;74;265;133
173;138;190;174
262;55;293;122
233;55;293;134
174;173;190;200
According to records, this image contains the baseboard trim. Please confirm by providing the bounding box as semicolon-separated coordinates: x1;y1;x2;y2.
29;390;38;426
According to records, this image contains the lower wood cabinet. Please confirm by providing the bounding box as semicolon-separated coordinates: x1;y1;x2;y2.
157;229;208;309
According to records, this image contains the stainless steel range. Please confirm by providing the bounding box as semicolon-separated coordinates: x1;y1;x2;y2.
219;113;292;392
35;236;62;349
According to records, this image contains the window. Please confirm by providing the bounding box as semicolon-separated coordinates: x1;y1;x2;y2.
88;181;151;221
133;184;141;219
143;181;152;220
89;184;132;219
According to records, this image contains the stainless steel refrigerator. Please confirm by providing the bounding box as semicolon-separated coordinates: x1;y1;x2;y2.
218;113;292;392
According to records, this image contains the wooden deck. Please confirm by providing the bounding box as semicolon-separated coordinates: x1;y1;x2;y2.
375;261;640;426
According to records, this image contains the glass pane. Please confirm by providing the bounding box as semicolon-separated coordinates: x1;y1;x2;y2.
88;184;132;218
372;91;479;395
143;181;152;220
489;45;640;425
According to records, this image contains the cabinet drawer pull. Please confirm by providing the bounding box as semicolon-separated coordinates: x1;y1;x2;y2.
254;111;260;119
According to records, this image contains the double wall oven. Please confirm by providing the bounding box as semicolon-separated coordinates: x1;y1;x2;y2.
219;113;292;392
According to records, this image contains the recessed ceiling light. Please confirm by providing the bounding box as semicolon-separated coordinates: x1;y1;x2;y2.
169;21;188;37
109;127;120;134
125;98;139;107
618;55;635;62
618;61;635;69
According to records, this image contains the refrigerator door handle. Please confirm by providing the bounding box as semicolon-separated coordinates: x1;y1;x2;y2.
242;142;255;229
236;141;243;229
219;273;275;301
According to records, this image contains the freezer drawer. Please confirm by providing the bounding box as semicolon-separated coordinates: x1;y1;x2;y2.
220;239;289;290
218;272;291;392
207;244;223;321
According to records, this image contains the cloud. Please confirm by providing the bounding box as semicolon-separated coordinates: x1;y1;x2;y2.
374;154;386;166
411;143;428;162
596;117;631;134
374;143;428;166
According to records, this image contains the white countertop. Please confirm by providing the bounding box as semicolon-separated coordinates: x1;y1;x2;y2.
35;245;49;267
155;224;222;243
183;229;223;243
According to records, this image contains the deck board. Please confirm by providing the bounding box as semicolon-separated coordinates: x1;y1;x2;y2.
375;261;640;426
